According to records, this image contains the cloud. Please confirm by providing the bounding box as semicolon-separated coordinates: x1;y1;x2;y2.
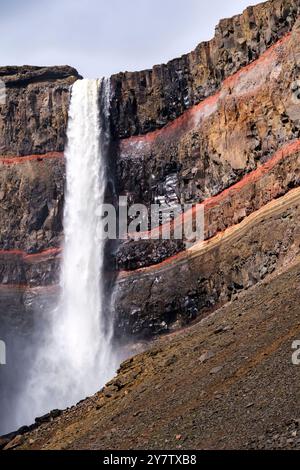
0;0;264;77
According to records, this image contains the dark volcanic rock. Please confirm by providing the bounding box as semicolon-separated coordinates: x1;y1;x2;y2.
115;18;300;212
116;239;185;271
0;155;65;252
111;0;300;138
0;65;80;156
114;188;300;338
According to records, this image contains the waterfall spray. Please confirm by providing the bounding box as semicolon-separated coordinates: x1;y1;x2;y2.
14;78;117;427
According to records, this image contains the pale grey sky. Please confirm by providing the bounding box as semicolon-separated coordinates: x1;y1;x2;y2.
0;0;264;77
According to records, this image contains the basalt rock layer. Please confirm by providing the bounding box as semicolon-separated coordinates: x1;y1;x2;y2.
115;188;300;337
0;66;80;156
116;20;300;211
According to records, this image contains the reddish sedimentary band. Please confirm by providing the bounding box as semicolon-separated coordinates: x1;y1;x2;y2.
0;283;59;292
203;139;300;209
0;152;64;165
0;247;61;261
121;33;290;150
1;139;299;271
129;138;300;241
120;187;300;279
123;138;300;276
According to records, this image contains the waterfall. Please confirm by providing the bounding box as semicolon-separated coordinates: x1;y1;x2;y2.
14;78;117;427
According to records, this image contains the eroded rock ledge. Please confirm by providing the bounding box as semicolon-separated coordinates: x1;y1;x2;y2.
0;66;80;156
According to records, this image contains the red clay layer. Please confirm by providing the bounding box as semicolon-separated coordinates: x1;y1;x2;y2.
0;152;64;165
121;33;290;148
0;246;61;261
0;283;59;292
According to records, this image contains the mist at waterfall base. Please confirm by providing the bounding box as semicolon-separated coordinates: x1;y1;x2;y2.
1;79;119;433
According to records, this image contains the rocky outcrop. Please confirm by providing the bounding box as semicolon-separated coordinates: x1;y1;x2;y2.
116;21;300;210
0;66;80;156
111;0;300;138
115;187;300;337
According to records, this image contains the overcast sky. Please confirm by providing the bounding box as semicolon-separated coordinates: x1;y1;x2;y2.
0;0;264;77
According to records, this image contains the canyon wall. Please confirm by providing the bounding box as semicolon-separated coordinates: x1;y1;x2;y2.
0;0;300;340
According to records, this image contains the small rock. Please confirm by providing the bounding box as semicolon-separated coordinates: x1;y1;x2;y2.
210;366;223;374
198;350;215;364
3;434;24;450
164;355;177;367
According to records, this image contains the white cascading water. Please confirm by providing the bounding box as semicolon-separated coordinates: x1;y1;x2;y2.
16;78;117;425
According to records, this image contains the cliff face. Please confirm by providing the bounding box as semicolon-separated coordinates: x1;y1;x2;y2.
0;66;80;156
114;0;300;336
111;0;299;137
116;18;300;211
1;0;300;341
0;67;78;288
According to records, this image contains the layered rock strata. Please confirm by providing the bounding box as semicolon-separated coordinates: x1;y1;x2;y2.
117;140;300;270
0;0;300;341
111;0;300;137
116;20;300;210
115;187;300;337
